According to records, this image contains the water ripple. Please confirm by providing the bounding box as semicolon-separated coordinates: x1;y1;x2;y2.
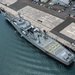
0;14;75;75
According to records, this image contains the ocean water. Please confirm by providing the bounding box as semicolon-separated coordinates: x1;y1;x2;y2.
0;14;75;75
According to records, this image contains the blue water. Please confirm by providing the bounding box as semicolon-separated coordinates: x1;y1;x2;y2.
0;14;75;75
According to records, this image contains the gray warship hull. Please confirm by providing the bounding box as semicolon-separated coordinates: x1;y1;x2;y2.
1;10;74;66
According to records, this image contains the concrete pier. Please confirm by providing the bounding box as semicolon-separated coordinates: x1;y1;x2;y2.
0;0;17;6
0;3;17;15
0;3;75;52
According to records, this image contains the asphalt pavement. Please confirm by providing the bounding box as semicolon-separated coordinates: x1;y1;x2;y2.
9;0;75;19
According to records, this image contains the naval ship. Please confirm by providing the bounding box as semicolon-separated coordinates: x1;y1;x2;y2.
0;8;74;65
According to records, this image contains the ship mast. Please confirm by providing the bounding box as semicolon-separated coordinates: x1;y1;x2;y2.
18;12;22;21
43;30;48;39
